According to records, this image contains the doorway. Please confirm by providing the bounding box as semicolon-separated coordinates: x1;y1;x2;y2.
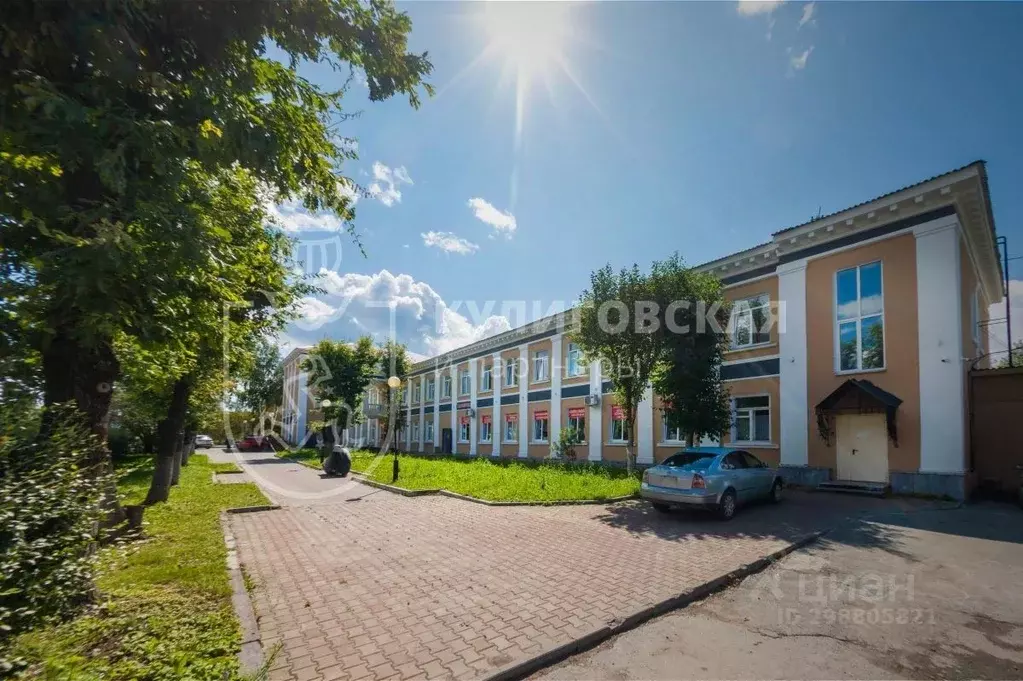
441;428;453;454
836;413;889;482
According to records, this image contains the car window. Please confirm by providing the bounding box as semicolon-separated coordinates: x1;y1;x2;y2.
740;451;765;468
661;453;715;470
721;452;748;470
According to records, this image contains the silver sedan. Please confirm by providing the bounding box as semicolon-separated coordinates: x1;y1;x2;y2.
640;447;784;520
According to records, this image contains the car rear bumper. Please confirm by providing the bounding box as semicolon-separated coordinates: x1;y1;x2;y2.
640;483;719;506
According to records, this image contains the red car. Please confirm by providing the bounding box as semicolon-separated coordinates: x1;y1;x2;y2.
235;435;268;452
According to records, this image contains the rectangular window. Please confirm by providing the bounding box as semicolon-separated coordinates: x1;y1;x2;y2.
426;378;435;401
442;375;452;398
733;395;770;443
479;415;492;443
504;414;518;443
505;359;519;387
413;383;421;403
662;421;684;443
368;388;380;406
458;415;470;443
836;262;884;372
425;420;434;442
732;294;771;348
533;350;549;382
609;405;630;443
566;407;586;442
532;410;549;443
566;343;586;377
481;364;493;391
459;369;471;395
412;421;420;441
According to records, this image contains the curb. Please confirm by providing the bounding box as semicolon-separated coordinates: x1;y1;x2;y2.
211;470;245;484
220;511;264;677
478;530;826;681
226;504;281;514
350;473;638;507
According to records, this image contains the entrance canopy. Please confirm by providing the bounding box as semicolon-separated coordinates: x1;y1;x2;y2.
815;379;902;447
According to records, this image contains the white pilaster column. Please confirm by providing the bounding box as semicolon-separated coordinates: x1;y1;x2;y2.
915;216;966;473
518;344;529;457
588;360;603;461
297;369;308;447
433;368;441;449
418;375;426;451
405;378;412;450
492;352;502;456
468;358;478;456
636;385;654;464
550;335;563;456
778;259;809;467
449;364;458;450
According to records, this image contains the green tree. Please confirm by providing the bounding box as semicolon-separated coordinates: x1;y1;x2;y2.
0;0;432;454
649;254;732;446
303;337;379;440
576;264;659;473
239;335;285;434
996;340;1023;368
377;341;410;451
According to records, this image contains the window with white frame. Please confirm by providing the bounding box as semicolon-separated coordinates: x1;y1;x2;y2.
566;343;586;377
732;293;771;348
459;369;471;395
442;375;452;398
412;421;420;441
425;420;434;442
836;261;884;372
662;420;684;443
566;407;586;441
504;414;518;442
732;395;770;443
505;359;518;387
413;383;421;403
368;388;380;406
369;421;378;441
479;416;492;443
532;411;549;443
458;416;470;443
609;406;630;442
401;387;408;405
481;364;493;391
426;377;436;401
532;350;549;382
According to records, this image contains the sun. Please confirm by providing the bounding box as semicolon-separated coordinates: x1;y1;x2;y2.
479;1;573;83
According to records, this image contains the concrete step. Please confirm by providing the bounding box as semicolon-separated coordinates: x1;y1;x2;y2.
816;479;890;497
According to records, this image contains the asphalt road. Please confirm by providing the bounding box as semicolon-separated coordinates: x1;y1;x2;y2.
535;500;1023;680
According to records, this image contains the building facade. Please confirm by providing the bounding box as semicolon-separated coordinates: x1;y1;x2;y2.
283;162;1003;499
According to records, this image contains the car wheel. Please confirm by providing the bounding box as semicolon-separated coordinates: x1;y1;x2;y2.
771;479;784;503
718;489;737;520
651;502;671;513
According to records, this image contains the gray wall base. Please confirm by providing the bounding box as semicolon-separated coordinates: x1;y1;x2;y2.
779;465;832;487
889;471;965;500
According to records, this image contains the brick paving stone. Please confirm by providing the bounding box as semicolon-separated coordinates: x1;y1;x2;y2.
227;449;860;680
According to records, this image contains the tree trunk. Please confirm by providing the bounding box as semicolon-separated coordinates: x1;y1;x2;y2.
170;430;184;486
41;326;124;522
626;411;636;476
182;427;196;466
145;377;191;505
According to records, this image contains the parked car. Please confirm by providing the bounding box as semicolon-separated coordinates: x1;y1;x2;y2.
640;447;783;520
235;435;265;452
194;434;214;449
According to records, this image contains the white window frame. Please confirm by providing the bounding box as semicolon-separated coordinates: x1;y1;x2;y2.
661;420;684;444
413;383;421;404
532;350;549;383
367;388;380;406
425;420;434;442
426;378;435;401
565;343;586;377
566;412;586;443
459;369;471;396
412;421;420;441
532;413;549;443
731;394;771;444
834;261;886;374
505;359;518;387
458;418;470;443
442;375;452;398
481;364;493;392
609;409;630;444
479;418;492;443
730;293;772;349
503;415;518;443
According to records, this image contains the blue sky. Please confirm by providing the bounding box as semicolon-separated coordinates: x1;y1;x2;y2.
279;0;1023;361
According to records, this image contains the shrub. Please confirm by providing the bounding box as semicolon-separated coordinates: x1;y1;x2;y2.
0;406;112;670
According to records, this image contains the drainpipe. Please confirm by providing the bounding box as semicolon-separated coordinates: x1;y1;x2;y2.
996;236;1012;367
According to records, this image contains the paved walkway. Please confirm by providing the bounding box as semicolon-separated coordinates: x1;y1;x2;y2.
222;449;927;681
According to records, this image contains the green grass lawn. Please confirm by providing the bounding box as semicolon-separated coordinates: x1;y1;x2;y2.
13;454;269;680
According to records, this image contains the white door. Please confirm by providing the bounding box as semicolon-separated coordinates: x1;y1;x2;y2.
836;413;889;482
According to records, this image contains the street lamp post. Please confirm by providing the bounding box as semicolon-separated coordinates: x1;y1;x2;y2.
387;375;401;482
319;399;332;464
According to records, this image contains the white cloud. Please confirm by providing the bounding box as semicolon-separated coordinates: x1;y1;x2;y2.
790;46;814;71
421;231;480;255
295;296;339;327
737;0;784;16
267;200;344;233
368;161;412;207
467;197;517;237
798;2;816;28
988;279;1023;359
298;269;512;358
